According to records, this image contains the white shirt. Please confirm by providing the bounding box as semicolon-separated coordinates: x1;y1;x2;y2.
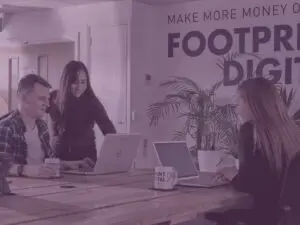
25;126;44;165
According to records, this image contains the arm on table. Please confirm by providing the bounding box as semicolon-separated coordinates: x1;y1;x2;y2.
231;122;256;193
0;126;56;178
61;158;95;171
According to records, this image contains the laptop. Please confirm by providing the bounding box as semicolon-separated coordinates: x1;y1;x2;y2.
153;141;230;188
64;133;142;175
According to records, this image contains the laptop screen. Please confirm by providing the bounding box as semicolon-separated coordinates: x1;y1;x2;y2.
154;142;198;178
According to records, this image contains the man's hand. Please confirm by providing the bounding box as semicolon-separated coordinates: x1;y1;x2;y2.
23;164;57;178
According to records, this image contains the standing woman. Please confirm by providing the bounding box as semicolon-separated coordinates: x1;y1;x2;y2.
48;61;116;169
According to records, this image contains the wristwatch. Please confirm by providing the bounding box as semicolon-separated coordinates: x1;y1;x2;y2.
17;164;24;177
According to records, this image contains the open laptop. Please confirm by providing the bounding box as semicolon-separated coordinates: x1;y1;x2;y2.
64;133;142;175
153;141;230;188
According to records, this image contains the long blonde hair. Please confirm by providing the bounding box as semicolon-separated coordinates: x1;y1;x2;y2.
238;77;300;171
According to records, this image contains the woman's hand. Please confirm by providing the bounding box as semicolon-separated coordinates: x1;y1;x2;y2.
60;160;81;171
213;173;230;184
78;158;95;172
60;158;95;171
216;166;238;181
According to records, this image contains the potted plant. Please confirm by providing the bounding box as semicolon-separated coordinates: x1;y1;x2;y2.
215;115;240;169
147;52;264;171
147;77;237;172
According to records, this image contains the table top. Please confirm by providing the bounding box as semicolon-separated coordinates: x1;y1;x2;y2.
1;170;249;225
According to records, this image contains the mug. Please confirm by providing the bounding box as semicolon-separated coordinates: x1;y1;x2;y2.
44;158;61;177
154;166;178;190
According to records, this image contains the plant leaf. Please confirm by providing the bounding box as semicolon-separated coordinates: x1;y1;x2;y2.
160;76;200;93
147;100;181;126
208;80;223;95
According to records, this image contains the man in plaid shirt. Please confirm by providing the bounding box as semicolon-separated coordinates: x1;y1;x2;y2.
0;74;56;178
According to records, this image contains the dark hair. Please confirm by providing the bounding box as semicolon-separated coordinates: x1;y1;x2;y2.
57;60;96;116
17;74;51;96
238;77;300;171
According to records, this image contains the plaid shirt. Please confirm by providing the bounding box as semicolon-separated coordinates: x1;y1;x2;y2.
0;110;54;165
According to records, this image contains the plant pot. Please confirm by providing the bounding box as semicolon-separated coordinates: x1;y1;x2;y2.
197;150;224;172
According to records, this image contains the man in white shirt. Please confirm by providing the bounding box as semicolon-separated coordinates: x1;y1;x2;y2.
0;74;56;178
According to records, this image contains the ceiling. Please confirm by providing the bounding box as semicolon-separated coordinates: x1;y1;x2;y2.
136;0;201;5
0;0;198;14
0;37;73;47
0;4;43;13
0;0;118;13
0;0;120;47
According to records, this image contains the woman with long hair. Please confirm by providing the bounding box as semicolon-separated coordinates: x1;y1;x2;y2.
48;60;116;169
206;77;300;225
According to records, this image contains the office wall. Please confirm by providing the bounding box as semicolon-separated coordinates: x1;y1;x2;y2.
130;0;300;166
130;1;160;167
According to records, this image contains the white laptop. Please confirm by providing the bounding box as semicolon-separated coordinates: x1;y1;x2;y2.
64;133;142;175
153;141;230;188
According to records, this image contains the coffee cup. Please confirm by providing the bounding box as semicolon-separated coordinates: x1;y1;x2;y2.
44;158;61;177
154;166;178;190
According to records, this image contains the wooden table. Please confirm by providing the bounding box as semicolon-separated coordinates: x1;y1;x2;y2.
0;170;249;225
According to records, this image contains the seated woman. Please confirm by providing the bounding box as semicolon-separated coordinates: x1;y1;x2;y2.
48;60;116;170
206;77;300;225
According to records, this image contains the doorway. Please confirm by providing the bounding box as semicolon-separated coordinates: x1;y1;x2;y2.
37;55;49;81
8;57;19;111
0;41;74;118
